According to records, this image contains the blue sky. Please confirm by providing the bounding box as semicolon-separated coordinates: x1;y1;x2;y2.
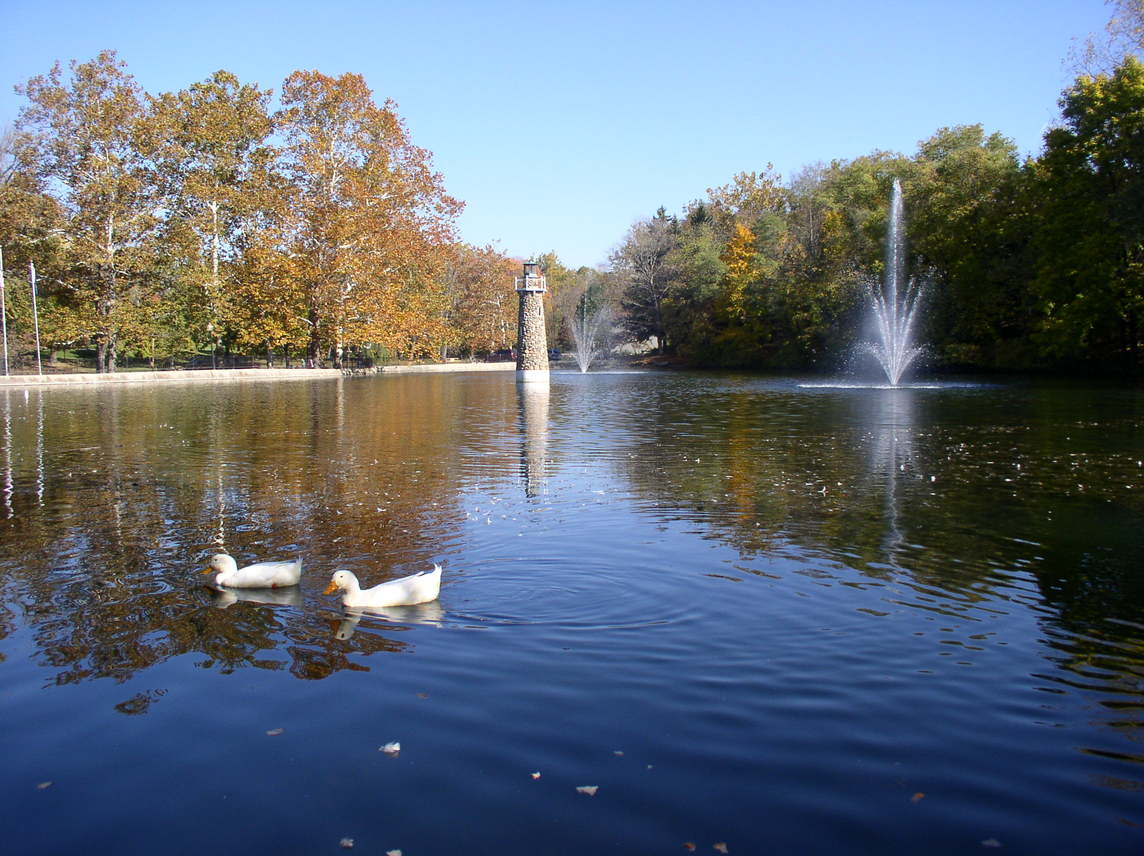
0;0;1112;269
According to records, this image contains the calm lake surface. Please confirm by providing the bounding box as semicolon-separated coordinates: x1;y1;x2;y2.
1;370;1142;854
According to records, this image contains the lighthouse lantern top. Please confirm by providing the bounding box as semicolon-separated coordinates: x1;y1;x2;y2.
515;260;546;293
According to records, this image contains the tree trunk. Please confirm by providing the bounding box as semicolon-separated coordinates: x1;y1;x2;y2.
307;306;321;367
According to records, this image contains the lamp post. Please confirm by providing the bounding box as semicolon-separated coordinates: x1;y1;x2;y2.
514;259;549;385
0;246;9;375
29;261;42;376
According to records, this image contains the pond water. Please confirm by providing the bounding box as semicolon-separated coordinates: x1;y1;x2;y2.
1;370;1142;854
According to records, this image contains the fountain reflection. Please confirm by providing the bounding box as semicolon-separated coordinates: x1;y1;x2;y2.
518;381;550;498
867;388;918;562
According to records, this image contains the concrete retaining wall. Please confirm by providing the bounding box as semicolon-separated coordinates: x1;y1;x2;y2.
0;361;516;388
377;362;516;375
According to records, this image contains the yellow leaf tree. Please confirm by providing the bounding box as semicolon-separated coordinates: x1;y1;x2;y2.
146;70;276;362
276;71;462;367
440;243;518;357
16;51;160;372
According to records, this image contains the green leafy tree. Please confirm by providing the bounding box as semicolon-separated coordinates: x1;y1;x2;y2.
1033;57;1144;369
659;204;727;361
908;125;1036;367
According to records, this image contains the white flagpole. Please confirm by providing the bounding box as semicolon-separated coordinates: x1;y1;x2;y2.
29;261;42;376
0;246;9;375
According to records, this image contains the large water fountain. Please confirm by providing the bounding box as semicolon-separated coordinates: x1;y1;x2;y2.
568;296;611;373
863;178;925;385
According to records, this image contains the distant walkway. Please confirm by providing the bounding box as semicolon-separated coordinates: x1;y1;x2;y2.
0;361;516;388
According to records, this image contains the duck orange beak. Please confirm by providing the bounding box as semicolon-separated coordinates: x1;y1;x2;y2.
323;580;338;595
201;567;215;576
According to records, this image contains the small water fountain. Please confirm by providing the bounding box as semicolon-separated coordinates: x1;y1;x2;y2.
568;297;611;373
862;178;925;385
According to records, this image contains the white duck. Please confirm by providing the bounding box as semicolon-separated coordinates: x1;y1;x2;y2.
324;565;442;608
203;554;303;589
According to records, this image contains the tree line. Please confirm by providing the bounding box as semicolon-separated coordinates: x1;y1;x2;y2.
600;9;1143;375
0;51;520;372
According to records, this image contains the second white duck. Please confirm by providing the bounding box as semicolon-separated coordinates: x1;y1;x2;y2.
324;565;442;608
204;554;303;589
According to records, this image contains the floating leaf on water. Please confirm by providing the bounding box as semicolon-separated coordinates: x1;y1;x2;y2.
416;693;429;699
910;792;925;803
613;750;624;756
380;742;401;756
981;839;1002;848
714;844;729;854
339;838;354;849
386;850;402;856
36;781;53;790
530;771;541;780
575;785;598;796
266;728;284;737
683;844;697;852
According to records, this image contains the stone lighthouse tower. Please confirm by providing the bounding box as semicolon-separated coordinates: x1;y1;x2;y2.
515;259;549;384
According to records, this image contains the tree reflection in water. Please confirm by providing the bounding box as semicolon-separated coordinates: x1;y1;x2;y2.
0;376;520;694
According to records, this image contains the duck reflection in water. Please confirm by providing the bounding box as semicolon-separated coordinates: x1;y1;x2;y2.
334;600;446;639
208;586;304;609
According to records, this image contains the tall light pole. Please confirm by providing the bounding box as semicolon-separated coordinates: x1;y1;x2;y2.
0;246;9;375
29;261;42;376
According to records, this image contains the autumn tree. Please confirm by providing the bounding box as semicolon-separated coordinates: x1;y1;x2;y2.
1;125;72;364
705;167;787;237
16;51;159;372
146;71;276;363
276;70;461;366
0;125;61;272
440;243;517;357
226;231;309;363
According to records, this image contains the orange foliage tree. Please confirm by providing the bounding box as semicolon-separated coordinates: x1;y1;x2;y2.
276;71;462;365
440;243;519;357
16;51;160;372
146;71;277;359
